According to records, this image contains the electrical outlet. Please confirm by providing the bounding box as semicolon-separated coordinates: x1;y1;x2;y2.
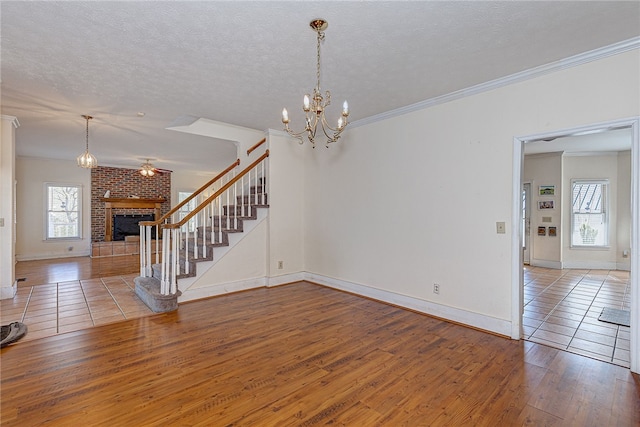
278;261;283;269
433;283;440;294
496;222;506;234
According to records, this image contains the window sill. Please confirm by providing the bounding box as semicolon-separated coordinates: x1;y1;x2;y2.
570;245;611;250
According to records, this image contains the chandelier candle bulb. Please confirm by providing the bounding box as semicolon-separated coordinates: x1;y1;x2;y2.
282;108;289;123
343;101;349;115
303;95;310;111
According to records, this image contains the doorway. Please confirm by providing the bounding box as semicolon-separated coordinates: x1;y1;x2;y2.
511;117;639;373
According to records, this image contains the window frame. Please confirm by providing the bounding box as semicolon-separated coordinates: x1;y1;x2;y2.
570;178;609;248
44;182;83;241
177;191;197;232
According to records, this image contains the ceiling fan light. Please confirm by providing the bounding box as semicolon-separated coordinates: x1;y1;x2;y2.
140;160;155;177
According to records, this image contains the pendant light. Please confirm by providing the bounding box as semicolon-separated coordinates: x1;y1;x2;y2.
77;114;98;168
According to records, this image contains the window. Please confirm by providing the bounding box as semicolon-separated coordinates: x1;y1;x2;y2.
178;191;197;232
45;183;82;240
571;179;608;247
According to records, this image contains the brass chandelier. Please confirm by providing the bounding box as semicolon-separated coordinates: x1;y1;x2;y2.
282;19;349;148
77;114;98;168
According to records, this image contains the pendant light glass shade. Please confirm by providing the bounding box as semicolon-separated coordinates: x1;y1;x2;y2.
77;115;98;168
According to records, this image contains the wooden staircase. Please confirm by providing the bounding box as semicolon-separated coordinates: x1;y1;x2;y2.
160;183;268;281
135;146;269;312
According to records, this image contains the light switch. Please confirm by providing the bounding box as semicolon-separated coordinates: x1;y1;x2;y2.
0;218;4;227
496;222;506;234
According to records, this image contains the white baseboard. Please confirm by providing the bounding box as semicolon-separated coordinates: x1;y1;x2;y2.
530;259;563;269
617;262;631;271
268;272;306;287
1;282;17;300
178;276;267;303
304;272;512;337
562;260;619;270
16;250;91;261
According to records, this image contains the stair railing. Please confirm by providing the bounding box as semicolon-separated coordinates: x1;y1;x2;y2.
156;150;269;295
139;158;240;279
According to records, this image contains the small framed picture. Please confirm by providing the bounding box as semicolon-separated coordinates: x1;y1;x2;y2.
538;226;546;236
539;185;555;196
538;200;554;210
548;226;557;237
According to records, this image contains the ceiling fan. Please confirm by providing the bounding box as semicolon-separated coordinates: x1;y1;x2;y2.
139;159;172;177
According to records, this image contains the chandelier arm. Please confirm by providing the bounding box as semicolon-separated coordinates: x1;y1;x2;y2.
319;115;341;145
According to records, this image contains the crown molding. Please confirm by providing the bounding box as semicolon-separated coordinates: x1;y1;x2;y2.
350;37;640;129
1;115;20;128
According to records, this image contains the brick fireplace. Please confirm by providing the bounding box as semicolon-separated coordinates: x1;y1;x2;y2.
90;166;171;257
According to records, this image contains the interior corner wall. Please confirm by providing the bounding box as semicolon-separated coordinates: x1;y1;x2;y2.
15;157;92;260
266;131;306;281
524;152;563;268
561;152;631;269
302;49;640;334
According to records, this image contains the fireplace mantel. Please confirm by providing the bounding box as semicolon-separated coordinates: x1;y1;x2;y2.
101;198;166;241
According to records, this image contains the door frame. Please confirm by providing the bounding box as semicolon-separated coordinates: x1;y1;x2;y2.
522;182;532;265
511;116;639;373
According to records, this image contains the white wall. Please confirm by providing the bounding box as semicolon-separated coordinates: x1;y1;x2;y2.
171;169;217;206
266;131;306;283
524;152;563;268
617;151;632;268
1;115;19;299
302;49;640;335
15;157;92;260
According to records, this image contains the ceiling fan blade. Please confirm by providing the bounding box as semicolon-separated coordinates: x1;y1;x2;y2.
154;167;173;173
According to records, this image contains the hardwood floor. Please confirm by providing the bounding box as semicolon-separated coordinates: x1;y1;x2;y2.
2;282;639;426
15;255;140;286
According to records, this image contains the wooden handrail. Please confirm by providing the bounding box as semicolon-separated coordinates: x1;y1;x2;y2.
246;137;266;156
140;158;240;227
164;150;269;229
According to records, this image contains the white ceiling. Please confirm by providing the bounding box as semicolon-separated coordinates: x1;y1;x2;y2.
2;1;639;173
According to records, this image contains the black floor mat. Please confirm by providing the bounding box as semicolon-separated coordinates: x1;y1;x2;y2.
1;322;28;348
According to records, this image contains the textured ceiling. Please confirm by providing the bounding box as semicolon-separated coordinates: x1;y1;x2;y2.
2;1;639;173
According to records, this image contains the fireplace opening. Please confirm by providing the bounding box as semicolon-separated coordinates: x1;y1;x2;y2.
113;214;156;241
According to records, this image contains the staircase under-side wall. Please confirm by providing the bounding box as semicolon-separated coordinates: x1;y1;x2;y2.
134;147;269;312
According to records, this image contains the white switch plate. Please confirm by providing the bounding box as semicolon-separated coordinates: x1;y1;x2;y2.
496;222;506;234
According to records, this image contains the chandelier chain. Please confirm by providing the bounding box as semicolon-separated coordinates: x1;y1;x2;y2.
85;116;89;150
315;29;324;92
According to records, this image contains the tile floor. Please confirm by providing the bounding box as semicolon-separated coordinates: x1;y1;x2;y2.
523;266;631;367
1;274;154;343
